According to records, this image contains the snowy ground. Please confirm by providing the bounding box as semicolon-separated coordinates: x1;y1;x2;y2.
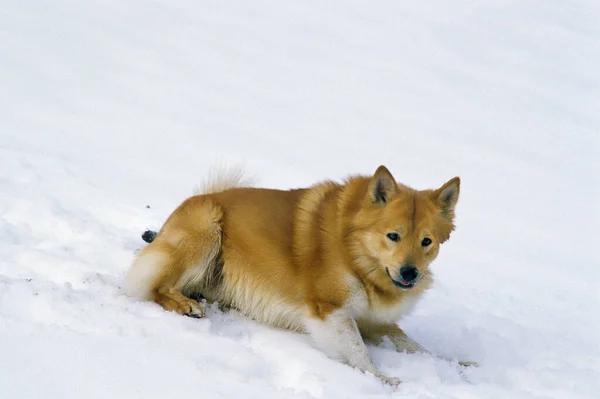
1;1;599;398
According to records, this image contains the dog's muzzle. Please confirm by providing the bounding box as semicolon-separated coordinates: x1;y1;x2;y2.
386;266;418;289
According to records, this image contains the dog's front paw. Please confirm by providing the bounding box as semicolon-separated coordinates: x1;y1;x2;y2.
458;360;479;367
378;374;401;387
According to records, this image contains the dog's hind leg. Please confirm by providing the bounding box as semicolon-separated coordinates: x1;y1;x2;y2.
123;197;223;318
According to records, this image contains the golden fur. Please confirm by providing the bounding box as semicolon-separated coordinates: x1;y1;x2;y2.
124;165;472;385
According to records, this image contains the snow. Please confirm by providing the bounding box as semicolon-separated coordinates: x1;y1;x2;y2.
1;0;599;398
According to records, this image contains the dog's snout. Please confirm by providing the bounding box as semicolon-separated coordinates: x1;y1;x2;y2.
400;265;418;282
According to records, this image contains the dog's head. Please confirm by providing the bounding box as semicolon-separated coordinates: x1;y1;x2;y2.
351;165;459;291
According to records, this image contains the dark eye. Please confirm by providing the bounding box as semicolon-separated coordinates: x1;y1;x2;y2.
421;237;432;247
387;233;400;242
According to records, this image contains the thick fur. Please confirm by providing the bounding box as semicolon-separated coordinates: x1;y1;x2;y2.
124;165;469;384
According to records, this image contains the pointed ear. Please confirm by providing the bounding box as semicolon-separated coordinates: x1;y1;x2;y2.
433;177;460;217
368;165;398;205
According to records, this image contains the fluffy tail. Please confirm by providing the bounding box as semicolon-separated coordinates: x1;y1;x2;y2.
193;163;255;195
140;164;253;244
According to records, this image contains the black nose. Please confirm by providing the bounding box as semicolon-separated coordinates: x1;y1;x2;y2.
400;265;419;282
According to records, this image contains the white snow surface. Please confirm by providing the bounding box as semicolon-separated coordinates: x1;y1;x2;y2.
1;1;599;398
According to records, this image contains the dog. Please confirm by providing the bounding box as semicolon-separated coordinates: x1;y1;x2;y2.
124;165;471;385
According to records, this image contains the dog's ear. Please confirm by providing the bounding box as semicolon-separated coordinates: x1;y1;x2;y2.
368;165;398;205
433;177;460;218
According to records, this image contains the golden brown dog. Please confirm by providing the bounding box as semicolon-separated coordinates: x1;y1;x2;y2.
124;165;469;385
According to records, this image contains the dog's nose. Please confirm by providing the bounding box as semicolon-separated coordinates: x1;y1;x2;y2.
400;265;419;282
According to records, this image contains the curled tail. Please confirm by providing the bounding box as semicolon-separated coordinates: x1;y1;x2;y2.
139;164;253;245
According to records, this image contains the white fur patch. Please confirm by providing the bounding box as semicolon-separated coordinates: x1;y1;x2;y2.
304;310;392;381
344;274;370;316
305;310;372;366
122;251;166;300
218;276;305;332
345;273;422;324
245;296;305;332
368;295;421;324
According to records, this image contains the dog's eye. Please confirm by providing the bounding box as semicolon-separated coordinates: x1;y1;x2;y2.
386;233;400;242
421;237;432;247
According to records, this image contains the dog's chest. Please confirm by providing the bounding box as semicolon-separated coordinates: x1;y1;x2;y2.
346;277;421;324
366;295;420;324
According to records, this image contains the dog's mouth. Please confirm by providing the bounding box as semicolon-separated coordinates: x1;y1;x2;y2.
386;267;415;290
